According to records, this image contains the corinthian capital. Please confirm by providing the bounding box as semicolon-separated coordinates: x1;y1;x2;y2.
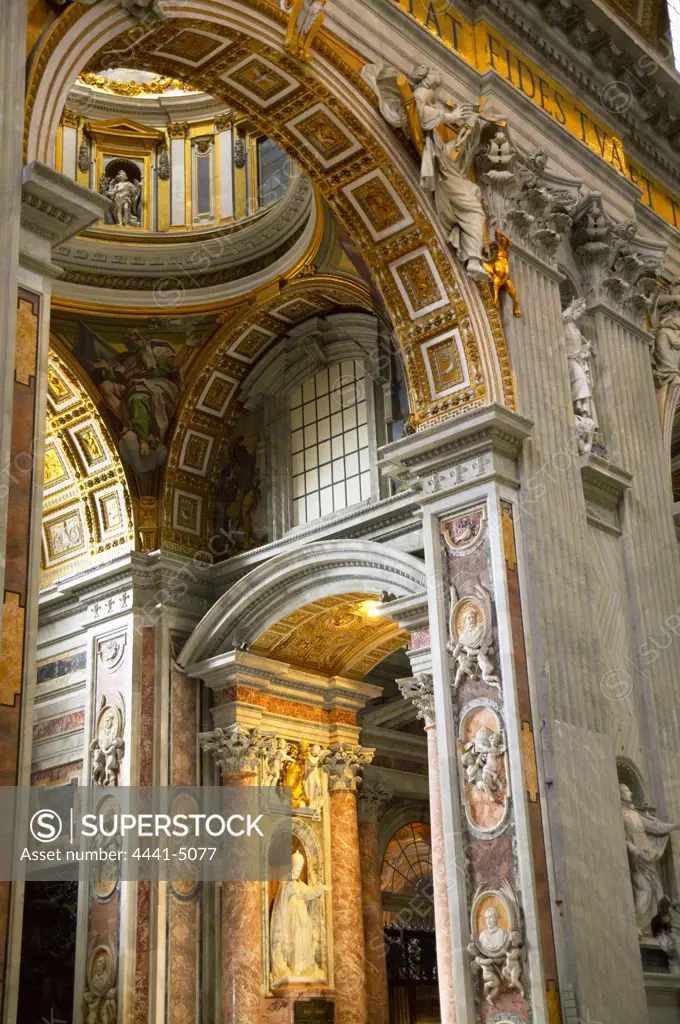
571;195;664;323
200;725;267;775
357;781;393;822
476;137;579;264
397;673;436;728
321;743;373;792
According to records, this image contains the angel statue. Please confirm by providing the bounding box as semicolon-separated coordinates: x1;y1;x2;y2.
362;63;504;283
447;584;500;690
280;0;326;61
99;169;142;227
648;282;680;387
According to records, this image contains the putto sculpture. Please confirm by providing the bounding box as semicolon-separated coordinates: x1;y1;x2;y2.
363;63;504;283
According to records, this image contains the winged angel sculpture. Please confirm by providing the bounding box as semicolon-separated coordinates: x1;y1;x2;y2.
362;64;504;282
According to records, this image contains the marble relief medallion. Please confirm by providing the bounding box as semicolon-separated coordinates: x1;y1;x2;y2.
442;507;486;554
459;701;510;835
91;794;121;901
468;880;525;1006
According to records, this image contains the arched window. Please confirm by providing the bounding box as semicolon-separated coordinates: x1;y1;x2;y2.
290;360;371;526
381;822;433;896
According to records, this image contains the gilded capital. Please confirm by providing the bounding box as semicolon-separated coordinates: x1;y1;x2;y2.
167;122;189;139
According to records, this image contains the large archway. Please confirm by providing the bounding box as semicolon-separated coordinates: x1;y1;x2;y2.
179;537;426;666
26;1;514;437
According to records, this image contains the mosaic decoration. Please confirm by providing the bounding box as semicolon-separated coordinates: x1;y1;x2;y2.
41;348;134;588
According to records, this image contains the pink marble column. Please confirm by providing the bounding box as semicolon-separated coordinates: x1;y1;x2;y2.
324;745;372;1024
357;783;391;1024
201;727;264;1024
397;674;456;1024
425;723;456;1024
221;768;261;1024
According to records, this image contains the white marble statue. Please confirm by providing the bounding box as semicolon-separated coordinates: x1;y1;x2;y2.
649;284;680;387
99;170;141;227
303;743;329;807
90;698;125;787
362;62;498;282
563;296;597;452
620;783;680;937
467;882;525;1006
461;726;506;802
263;736;294;787
270;849;329;987
448;586;499;690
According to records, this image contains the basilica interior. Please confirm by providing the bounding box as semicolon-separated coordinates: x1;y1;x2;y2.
3;0;680;1021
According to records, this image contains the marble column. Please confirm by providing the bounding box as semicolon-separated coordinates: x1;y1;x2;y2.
572;204;680;864
201;726;265;1024
323;744;372;1024
396;673;456;1024
357;782;391;1024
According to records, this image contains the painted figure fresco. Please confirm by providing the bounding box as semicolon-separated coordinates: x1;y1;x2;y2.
72;322;200;475
214;431;265;555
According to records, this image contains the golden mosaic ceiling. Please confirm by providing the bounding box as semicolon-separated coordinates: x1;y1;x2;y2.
42;345;135;589
249;592;409;680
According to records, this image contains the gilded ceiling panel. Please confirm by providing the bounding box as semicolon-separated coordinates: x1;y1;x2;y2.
249;592;409;680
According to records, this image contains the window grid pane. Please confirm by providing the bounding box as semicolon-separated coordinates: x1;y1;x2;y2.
291;361;369;526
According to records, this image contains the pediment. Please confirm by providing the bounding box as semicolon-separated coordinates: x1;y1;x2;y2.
85;118;165;145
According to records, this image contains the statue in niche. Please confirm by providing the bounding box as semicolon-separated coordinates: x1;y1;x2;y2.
269;849;329;987
362;63;504;283
649;283;680;387
303;743;330;807
620;783;680;938
99;169;141;227
562;297;597;454
448;585;500;690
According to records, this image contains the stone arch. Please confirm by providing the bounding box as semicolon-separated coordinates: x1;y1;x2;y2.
25;1;514;439
42;343;135;588
178;539;426;667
